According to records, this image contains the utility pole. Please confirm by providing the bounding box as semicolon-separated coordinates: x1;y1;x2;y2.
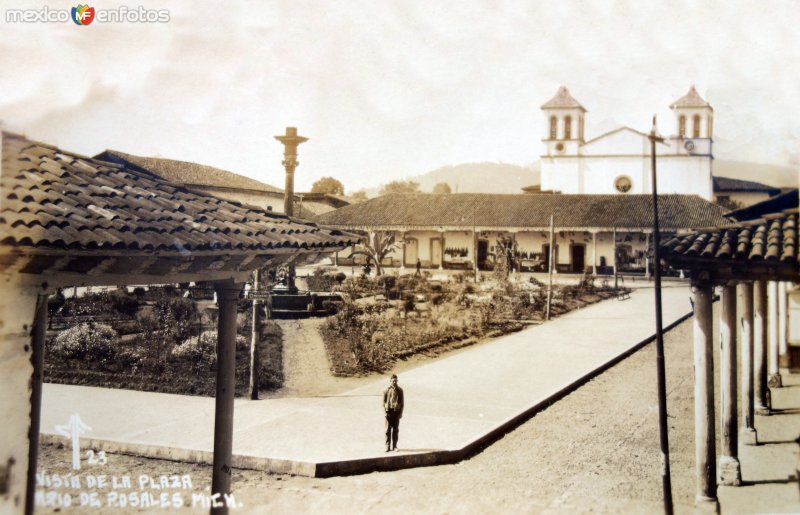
649;115;674;514
275;127;308;292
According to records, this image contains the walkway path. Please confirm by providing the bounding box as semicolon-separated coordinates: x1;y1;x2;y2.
41;285;695;477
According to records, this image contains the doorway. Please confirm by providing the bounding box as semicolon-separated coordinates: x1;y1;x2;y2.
404;239;418;266
571;244;586;273
430;238;442;268
477;240;489;269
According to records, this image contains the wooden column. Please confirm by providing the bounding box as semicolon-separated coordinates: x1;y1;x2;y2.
473;229;479;278
692;280;718;509
754;280;770;415
767;280;782;388
400;232;407;271
0;288;40;515
738;282;757;445
591;231;597;275
439;232;445;270
719;284;741;485
612;227;618;289
25;295;48;515
645;232;651;280
211;280;243;515
778;281;789;368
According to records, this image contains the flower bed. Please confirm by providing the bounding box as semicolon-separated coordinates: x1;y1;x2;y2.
321;273;621;375
44;290;284;397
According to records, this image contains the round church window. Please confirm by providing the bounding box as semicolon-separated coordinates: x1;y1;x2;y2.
614;176;632;193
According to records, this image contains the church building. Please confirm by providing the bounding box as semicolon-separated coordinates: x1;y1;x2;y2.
316;86;732;276
540;86;714;200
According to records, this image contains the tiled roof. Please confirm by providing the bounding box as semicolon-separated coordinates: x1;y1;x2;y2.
0;133;356;255
661;209;798;279
725;189;799;221
713;176;780;194
98;150;284;195
541;86;586;111
314;193;729;230
670;86;711;109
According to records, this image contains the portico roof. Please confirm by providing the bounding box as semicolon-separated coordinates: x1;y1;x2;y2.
660;208;798;282
314;193;729;231
0;132;357;287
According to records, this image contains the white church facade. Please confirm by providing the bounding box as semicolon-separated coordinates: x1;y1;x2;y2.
317;86;731;276
540;86;714;200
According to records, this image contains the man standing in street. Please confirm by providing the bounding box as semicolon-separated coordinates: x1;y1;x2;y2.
383;374;404;452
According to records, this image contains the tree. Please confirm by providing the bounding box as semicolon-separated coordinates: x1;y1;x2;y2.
380;180;420;195
349;190;368;203
432;182;452;194
348;231;402;276
311;176;345;195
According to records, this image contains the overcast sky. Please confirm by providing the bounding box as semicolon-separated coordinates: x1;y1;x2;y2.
2;0;798;193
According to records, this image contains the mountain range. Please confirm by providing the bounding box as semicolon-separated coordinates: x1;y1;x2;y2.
363;160;797;196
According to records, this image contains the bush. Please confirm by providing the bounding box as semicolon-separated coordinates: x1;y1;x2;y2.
114;320;141;336
109;290;140;317
51;323;118;362
306;268;340;292
47;290;66;316
171;331;248;364
430;293;447;306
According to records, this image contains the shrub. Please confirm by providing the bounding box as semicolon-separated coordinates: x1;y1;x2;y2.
51;323;118;362
47;290;66;316
306;268;339;291
430;293;446;306
171;331;248;364
108;290;140;317
114;320;141;336
151;296;198;345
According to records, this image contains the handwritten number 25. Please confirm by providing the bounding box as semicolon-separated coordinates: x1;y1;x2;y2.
86;450;107;466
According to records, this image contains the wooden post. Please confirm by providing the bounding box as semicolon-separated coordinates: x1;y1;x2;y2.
473;229;479;279
778;281;789;368
334;251;339;267
211;280;242;515
612;227;618;290
25;295;48;515
591;231;597;275
767;280;782;388
754;279;770;415
692;280;718;510
738;282;757;445
719;284;741;485
249;270;260;401
546;215;555;321
645;232;651;280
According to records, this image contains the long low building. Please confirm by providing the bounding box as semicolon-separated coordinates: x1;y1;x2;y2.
315;193;730;274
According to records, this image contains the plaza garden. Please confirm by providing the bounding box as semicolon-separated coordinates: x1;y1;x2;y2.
43;269;626;395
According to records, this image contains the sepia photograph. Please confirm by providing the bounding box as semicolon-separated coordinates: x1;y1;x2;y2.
1;1;798;513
